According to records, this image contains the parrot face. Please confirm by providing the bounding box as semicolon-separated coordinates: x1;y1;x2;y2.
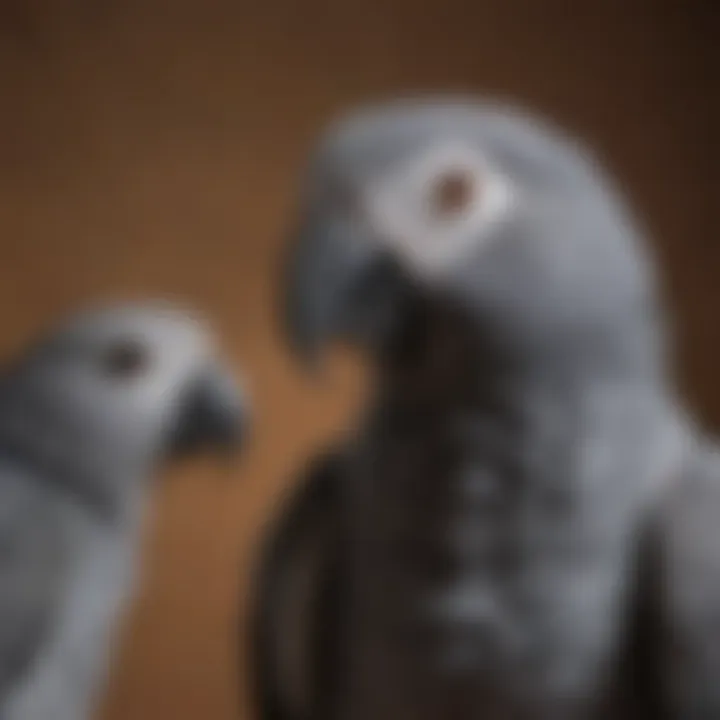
284;98;661;373
0;302;248;508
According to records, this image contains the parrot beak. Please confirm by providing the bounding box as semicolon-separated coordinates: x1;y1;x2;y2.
167;363;250;460
283;222;409;370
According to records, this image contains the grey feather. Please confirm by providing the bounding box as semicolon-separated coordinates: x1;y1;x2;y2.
660;443;720;718
0;463;67;701
250;451;346;720
0;302;247;720
257;97;712;719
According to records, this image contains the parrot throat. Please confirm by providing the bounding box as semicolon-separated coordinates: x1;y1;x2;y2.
376;289;667;407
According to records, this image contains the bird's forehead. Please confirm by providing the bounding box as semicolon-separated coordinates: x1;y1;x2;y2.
37;303;215;371
314;100;590;186
318;107;479;174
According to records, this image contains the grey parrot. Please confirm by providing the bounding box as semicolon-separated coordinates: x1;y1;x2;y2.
0;301;248;720
250;98;719;719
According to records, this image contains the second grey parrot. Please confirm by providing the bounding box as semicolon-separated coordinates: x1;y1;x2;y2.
250;98;718;719
0;301;248;720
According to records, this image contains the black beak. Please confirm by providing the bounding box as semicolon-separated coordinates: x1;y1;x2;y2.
283;222;408;368
168;365;249;459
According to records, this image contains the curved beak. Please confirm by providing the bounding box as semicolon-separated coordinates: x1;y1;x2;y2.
168;363;250;459
282;220;408;369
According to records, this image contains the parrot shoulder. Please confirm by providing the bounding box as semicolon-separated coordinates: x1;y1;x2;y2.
248;448;347;720
0;462;68;702
659;440;720;716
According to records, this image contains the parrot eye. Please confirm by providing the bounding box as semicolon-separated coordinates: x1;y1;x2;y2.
429;167;478;219
365;141;514;277
100;339;151;380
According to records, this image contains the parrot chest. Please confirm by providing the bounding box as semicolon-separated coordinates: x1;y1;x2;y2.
342;408;641;720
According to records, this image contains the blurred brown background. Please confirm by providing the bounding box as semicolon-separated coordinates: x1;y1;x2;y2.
0;1;715;718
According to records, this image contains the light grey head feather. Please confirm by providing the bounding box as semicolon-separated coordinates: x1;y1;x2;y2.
286;97;669;385
0;301;247;514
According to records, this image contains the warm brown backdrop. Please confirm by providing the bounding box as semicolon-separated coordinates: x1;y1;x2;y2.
0;2;715;718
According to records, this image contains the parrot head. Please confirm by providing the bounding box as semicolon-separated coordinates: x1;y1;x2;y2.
283;98;664;381
0;301;249;510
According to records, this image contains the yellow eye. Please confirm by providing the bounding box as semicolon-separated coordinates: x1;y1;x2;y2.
100;339;150;380
429;167;478;220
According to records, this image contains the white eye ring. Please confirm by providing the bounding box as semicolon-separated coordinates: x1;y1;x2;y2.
366;141;516;278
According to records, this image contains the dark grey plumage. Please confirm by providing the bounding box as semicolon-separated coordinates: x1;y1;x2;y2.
251;97;716;719
661;446;720;718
